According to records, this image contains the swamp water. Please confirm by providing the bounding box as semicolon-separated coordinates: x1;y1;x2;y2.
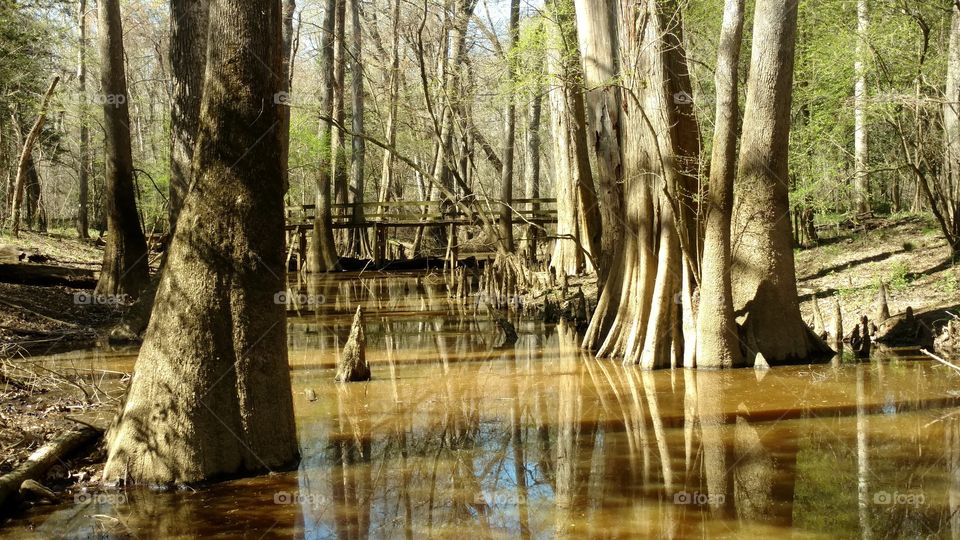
6;272;960;539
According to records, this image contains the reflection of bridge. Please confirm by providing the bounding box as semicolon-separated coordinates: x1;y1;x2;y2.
285;198;558;265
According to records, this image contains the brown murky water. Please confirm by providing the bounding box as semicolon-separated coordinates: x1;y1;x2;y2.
6;273;960;539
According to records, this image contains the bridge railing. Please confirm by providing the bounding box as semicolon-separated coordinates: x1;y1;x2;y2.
284;198;558;265
285;198;558;228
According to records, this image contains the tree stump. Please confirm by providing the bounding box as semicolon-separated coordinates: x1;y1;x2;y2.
335;307;371;382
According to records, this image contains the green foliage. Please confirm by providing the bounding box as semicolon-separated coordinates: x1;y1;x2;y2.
888;260;912;292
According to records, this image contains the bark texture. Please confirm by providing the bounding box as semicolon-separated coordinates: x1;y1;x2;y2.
941;1;960;254
77;0;90;239
574;0;622;279
696;0;745;369
309;0;341;272
853;0;870;213
731;0;832;363
95;0;150;299
169;0;209;231
103;0;299;485
498;0;521;252
547;0;601;277
581;0;701;369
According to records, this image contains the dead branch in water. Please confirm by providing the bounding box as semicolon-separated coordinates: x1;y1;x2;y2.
921;348;960;372
0;426;101;515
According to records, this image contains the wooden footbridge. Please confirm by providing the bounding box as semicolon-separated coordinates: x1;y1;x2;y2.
285;198;557;265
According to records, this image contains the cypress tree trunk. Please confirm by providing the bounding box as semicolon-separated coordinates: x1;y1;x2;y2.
77;0;90;239
573;0;622;280
696;0;745;369
309;0;340;272
103;0;299;485
731;0;832;363
280;0;296;194
347;0;369;257
942;1;960;254
853;0;870;213
546;0;600;278
498;0;521;252
581;0;700;369
95;0;149;298
522;91;543;262
169;0;209;232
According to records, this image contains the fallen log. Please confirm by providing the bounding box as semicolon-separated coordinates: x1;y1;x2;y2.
0;426;101;515
0;263;97;288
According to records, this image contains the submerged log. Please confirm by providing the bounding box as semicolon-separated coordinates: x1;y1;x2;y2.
0;426;101;515
0;263;98;288
335;307;371;382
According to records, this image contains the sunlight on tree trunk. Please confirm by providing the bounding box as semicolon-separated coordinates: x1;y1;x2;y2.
581;0;700;369
696;0;745;369
95;0;149;299
103;0;299;485
731;0;832;364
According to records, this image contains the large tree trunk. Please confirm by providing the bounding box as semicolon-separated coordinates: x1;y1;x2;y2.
77;0;90;239
169;0;209;232
853;0;869;213
581;0;700;369
309;0;340;272
696;0;745;369
8;77;58;238
95;0;149;299
731;0;832;364
941;1;960;254
573;0;622;280
547;0;601;277
103;0;299;485
497;0;521;253
347;0;369;258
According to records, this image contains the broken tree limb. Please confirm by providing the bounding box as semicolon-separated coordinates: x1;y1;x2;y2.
0;426;101;515
0;263;98;288
921;348;960;372
9;76;60;238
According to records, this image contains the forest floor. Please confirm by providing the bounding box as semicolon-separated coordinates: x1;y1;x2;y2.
0;230;122;357
795;212;959;332
0;230;119;499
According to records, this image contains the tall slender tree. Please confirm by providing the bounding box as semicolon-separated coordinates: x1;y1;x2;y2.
95;0;149;298
731;0;832;363
310;0;340;272
77;0;89;239
347;0;369;257
696;0;746;369
498;0;521;252
853;0;870;213
104;0;299;484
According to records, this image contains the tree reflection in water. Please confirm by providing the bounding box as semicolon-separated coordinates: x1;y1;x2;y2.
12;274;960;539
